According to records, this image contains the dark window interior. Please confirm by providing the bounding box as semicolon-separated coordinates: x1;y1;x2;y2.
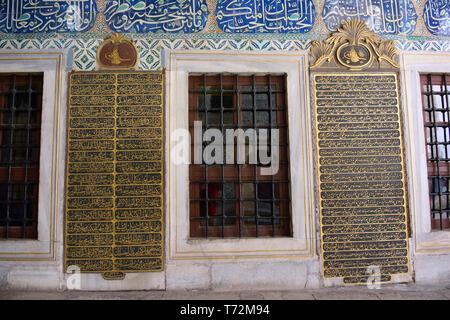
0;74;43;239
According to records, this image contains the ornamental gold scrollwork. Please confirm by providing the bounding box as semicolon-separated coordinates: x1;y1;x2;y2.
310;19;399;70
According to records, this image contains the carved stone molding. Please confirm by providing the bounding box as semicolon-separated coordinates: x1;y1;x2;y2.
310;19;399;70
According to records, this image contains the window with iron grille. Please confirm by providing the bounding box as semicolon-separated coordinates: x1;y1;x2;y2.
0;74;43;239
189;74;292;238
421;73;450;230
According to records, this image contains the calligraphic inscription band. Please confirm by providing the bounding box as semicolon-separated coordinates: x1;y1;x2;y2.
314;74;409;284
423;0;450;36
322;0;417;35
0;0;98;33
104;0;209;33
215;0;316;33
65;71;164;279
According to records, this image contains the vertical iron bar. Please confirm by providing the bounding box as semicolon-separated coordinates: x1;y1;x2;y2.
6;75;16;239
203;74;209;237
441;74;449;227
444;73;450;222
427;75;437;222
252;75;258;237
430;74;443;229
220;74;224;238
236;75;242;238
22;74;32;238
268;74;275;237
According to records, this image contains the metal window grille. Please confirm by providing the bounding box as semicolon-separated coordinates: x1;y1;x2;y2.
0;74;43;239
421;73;450;230
188;74;292;238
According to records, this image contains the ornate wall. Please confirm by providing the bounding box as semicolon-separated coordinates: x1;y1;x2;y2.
0;0;448;70
0;0;449;290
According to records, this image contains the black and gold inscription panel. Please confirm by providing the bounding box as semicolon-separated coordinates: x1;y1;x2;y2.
314;74;409;285
65;71;164;279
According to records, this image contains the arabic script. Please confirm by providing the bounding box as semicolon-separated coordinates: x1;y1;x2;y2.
322;0;417;35
423;0;450;36
0;0;98;33
104;0;209;33
215;0;316;33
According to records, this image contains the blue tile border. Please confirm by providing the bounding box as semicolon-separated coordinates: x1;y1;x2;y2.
0;37;448;71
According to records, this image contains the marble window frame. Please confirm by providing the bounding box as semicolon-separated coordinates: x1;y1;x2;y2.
165;50;316;260
400;51;450;254
0;50;68;261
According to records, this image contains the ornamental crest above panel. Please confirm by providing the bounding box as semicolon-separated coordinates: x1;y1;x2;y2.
310;18;399;71
96;33;138;69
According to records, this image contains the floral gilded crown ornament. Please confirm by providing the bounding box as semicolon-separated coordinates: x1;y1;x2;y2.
96;33;138;70
309;19;399;70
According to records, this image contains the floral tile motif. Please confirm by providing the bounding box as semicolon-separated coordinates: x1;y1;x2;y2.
0;37;448;71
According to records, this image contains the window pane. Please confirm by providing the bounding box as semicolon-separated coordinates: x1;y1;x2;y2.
0;74;42;239
189;74;291;238
422;74;450;230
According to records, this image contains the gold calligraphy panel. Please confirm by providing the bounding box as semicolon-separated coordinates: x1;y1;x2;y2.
65;71;164;279
314;74;410;285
